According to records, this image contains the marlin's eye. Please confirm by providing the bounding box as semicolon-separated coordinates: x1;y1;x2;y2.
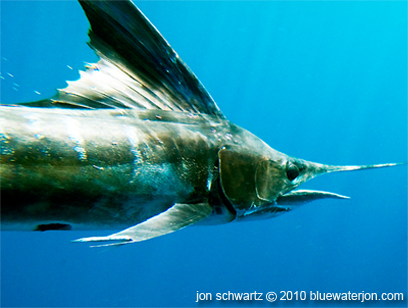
286;162;300;181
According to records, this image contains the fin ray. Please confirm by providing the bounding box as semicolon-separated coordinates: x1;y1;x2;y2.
32;0;224;118
73;202;213;247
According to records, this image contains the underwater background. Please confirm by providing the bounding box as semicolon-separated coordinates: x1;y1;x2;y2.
1;1;407;307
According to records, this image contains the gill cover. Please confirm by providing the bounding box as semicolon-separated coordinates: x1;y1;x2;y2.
218;147;292;211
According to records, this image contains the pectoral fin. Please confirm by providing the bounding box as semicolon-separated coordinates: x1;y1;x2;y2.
73;203;213;247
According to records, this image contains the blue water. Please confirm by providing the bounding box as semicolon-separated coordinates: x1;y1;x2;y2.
1;1;407;307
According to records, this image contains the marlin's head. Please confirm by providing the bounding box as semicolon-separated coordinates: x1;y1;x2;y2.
217;146;403;221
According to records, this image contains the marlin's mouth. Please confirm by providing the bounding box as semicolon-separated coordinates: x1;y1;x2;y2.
275;161;405;206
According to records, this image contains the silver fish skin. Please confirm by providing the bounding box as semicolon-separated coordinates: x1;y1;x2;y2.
0;0;403;246
0;105;283;230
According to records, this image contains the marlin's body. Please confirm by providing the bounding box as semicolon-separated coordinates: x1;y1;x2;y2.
0;0;403;246
1;106;259;230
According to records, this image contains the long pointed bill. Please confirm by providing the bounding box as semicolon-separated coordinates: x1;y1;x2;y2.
324;162;405;173
300;162;406;182
284;161;406;206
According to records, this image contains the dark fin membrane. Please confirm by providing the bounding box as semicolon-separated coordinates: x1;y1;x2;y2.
34;223;72;232
16;99;89;109
21;0;224;118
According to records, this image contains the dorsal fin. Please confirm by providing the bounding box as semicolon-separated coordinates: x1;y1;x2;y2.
24;0;225;118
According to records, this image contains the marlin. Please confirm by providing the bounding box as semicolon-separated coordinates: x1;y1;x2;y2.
0;0;403;247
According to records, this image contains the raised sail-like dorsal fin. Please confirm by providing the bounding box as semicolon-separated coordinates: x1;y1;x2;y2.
25;0;224;118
